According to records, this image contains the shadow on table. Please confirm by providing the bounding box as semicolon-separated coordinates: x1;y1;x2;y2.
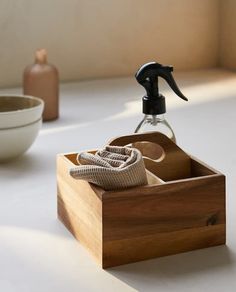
108;245;234;291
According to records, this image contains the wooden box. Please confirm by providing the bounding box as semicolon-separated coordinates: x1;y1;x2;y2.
57;132;226;268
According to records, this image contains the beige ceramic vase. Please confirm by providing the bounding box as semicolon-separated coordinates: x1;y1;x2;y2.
23;49;59;121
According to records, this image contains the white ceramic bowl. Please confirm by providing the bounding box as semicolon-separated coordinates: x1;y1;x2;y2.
0;95;44;161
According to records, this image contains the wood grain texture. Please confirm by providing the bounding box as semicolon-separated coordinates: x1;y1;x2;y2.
103;175;225;240
57;154;103;265
57;133;226;268
103;224;225;268
108;132;192;181
102;174;225;267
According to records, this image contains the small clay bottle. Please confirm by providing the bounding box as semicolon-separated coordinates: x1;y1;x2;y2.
23;49;59;121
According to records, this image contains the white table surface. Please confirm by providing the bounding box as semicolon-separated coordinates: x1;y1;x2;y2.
0;69;236;292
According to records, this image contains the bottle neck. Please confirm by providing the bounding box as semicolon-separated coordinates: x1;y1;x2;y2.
144;114;165;121
35;49;47;64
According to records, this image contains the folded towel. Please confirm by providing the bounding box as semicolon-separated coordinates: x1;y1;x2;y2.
69;145;148;191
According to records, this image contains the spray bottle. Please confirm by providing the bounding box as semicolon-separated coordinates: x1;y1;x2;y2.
135;62;188;143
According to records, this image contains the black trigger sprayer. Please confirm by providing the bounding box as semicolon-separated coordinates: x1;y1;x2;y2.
134;61;188;143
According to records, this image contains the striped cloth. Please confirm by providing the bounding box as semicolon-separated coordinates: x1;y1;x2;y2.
69;145;148;191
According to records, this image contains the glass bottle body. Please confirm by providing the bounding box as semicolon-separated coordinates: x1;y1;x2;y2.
135;114;176;143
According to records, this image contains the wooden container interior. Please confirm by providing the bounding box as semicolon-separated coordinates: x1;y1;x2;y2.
64;152;218;187
147;156;218;182
107;133;220;183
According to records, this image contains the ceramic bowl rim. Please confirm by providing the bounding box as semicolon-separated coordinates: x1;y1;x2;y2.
0;94;44;115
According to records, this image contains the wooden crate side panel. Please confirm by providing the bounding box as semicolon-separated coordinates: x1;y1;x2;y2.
103;224;225;268
103;175;225;240
102;175;225;267
57;155;103;265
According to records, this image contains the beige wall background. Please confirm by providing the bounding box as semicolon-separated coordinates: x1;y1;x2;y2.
220;0;236;68
0;0;233;88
